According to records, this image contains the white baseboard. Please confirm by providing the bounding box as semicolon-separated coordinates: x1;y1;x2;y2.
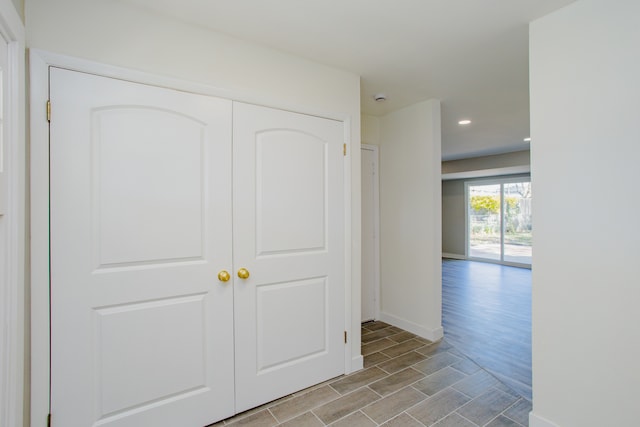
379;312;444;342
442;252;465;260
350;355;364;373
529;412;560;427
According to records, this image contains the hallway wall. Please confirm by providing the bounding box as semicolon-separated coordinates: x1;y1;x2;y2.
530;0;640;425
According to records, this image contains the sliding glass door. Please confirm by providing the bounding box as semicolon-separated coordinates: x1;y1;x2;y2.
467;178;532;266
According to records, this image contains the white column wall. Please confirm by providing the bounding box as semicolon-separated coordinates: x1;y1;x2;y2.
378;100;443;340
530;1;640;426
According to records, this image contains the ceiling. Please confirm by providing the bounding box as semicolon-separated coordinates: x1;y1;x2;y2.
121;0;576;160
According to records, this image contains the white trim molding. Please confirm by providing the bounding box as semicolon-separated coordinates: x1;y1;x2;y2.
0;1;25;427
442;252;465;260
350;355;364;372
529;412;560;427
379;312;444;342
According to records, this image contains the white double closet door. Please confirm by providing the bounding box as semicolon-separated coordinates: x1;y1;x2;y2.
49;68;345;427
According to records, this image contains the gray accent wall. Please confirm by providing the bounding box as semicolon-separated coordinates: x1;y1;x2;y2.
442;180;465;256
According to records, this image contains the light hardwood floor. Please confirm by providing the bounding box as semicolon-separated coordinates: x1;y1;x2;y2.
442;259;532;400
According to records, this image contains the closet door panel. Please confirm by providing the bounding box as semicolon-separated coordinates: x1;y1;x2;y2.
49;68;235;427
233;102;345;412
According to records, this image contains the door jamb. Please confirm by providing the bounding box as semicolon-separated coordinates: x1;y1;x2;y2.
360;144;380;321
0;3;24;427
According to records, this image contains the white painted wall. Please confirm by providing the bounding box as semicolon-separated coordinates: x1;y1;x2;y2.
361;114;381;146
26;0;362;424
378;100;443;340
9;0;20;21
530;1;640;426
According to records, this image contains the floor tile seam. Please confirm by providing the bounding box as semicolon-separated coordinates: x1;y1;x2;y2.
483;372;532;399
358;410;379;426
403;410;428;426
413;357;463;379
307;410;325;426
271;387;344;424
223;405;272;426
454;383;510;404
447;363;478;378
414;372;472;397
480;411;524;427
366;384;384;399
378;340;419;355
363;374;438;412
359;383;429;415
316;384;386;412
362;339;397;352
265;407;280;425
496;398;528;424
360;385;431;425
361;331;398;342
379;345;428;360
291;376;344;398
500;412;526;427
367;364;397;378
309;387;381;426
451;410;481;426
382;411;427;427
376;357;432;376
366;366;423;389
329;368;392;396
480;413;504;427
387;337;411;344
441;339;525;401
453;387;517;426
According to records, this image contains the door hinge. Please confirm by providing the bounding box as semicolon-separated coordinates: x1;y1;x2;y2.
46;100;51;122
343;143;347;156
344;331;347;343
47;413;51;427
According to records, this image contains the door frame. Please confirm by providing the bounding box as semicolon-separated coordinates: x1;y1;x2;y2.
0;3;24;427
360;144;380;321
464;175;532;268
30;49;356;426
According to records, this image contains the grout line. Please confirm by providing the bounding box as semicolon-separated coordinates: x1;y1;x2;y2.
404;411;427;426
454;410;480;426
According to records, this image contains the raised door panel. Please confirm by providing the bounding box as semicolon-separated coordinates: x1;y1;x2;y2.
50;68;234;427
232;102;345;412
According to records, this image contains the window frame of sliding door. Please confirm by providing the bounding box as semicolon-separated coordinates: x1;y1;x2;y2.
464;175;531;269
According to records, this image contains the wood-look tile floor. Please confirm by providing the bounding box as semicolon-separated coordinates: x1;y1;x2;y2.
442;259;531;400
210;321;531;427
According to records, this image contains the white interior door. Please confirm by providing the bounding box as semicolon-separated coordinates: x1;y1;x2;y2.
232;102;345;412
50;68;235;427
361;146;379;322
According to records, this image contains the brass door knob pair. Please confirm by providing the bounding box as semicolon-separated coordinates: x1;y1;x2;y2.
218;268;250;282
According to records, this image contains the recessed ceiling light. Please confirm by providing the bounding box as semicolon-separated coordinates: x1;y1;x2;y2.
374;93;386;102
524;137;531;142
458;120;471;125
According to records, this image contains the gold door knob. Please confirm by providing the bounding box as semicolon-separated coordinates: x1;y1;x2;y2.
218;270;231;282
237;268;250;279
